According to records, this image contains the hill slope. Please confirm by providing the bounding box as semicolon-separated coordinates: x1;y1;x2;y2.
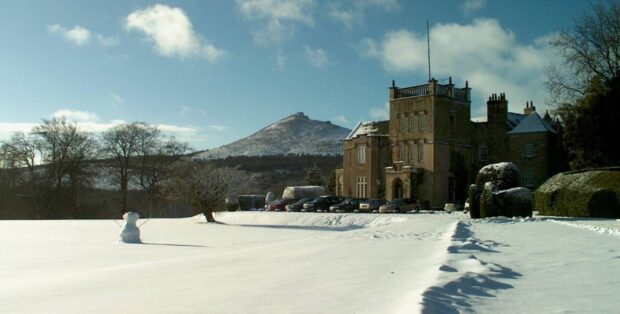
196;112;350;159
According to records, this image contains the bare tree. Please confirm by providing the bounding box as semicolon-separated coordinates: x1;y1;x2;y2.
101;122;149;214
0;132;41;217
166;161;250;222
546;1;620;105
0;132;37;180
133;134;190;216
32;118;97;216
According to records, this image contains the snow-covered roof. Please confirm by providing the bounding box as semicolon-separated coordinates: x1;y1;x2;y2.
346;121;389;139
508;112;557;134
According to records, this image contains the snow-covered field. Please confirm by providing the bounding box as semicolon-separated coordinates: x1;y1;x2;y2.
1;212;619;313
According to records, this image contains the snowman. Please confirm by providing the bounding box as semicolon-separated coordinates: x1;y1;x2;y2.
119;211;141;243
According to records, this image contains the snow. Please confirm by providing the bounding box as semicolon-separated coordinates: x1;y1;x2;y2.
495;186;532;202
479;161;518;174
1;212;619;313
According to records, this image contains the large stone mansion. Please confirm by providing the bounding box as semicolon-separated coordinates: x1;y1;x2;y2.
335;78;561;208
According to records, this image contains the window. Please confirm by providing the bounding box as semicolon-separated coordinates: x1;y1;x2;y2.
418;142;424;162
398;142;404;161
479;145;488;162
357;145;366;164
525;143;534;158
409;113;414;132
408;141;415;162
418;112;425;130
399;114;404;132
523;169;534;187
356;177;368;198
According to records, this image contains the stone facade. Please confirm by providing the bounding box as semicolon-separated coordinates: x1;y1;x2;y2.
336;121;390;199
336;78;559;208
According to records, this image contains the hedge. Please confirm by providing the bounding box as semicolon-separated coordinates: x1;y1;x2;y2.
533;167;620;218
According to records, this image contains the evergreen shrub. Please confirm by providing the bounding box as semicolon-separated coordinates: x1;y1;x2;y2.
534;168;620;218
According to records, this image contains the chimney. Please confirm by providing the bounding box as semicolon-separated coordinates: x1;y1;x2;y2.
389;80;398;100
524;101;536;115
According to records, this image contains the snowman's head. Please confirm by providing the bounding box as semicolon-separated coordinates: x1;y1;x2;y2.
124;211;140;224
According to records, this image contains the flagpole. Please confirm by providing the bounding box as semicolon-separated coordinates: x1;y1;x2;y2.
427;20;431;81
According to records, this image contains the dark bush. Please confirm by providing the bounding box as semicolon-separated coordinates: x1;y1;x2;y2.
494;187;533;217
479;182;497;218
476;162;519;190
468;184;481;219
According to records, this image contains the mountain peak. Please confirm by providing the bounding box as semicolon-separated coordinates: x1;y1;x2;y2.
280;112;309;122
196;113;351;159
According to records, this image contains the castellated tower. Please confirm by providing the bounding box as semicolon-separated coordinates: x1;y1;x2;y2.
384;77;474;207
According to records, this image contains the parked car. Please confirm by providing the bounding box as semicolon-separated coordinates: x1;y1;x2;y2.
302;196;343;212
265;198;291;211
358;199;385;213
285;198;315;212
378;198;418;213
329;198;362;212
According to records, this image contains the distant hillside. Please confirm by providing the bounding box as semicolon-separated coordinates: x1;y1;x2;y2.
195;112;350;159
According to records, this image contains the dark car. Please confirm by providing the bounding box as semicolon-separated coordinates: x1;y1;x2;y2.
265;198;291;211
285;198;315;212
378;198;418;213
329;198;362;212
302;196;343;212
358;199;385;213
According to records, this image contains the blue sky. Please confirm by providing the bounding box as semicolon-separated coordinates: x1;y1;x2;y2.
0;0;592;150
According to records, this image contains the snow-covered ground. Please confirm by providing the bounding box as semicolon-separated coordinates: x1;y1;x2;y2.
1;212;619;313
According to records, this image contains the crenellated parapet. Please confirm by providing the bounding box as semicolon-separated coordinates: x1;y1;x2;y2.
390;77;470;102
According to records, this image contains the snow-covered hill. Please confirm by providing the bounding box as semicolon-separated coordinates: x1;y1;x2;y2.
196;112;351;159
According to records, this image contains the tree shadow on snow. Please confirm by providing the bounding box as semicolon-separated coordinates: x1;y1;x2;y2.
421;271;518;314
421;221;521;313
141;242;208;248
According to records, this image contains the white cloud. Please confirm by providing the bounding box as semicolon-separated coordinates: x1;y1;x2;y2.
53;109;100;123
157;124;197;134
111;93;125;108
369;101;389;120
125;4;227;61
207;125;229;132
0;123;38;141
275;49;287;70
96;34;119;47
304;46;328;68
328;0;398;30
0;108;203;149
179;106;208;117
462;0;486;15
48;24;120;48
333;115;350;125
359;19;557;114
237;0;315;45
47;24;91;46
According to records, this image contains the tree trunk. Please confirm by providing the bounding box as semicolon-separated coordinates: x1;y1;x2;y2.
204;210;216;223
120;173;128;215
